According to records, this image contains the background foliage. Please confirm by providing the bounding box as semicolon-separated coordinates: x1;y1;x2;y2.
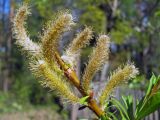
0;0;160;119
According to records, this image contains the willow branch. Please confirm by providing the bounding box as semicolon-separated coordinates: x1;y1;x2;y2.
54;51;104;117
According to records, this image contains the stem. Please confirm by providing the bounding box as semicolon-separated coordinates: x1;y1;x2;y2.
54;51;104;118
88;99;104;117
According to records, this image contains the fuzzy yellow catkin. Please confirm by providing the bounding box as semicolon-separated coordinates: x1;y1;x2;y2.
99;64;139;106
41;12;74;66
61;27;93;67
82;35;110;93
66;27;93;56
30;60;79;103
13;4;40;56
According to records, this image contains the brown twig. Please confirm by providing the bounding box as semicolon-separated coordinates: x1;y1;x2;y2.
54;51;104;117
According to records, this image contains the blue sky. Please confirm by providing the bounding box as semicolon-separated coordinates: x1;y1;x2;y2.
0;0;10;14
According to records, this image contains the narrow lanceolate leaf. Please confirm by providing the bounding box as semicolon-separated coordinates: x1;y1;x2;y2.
41;11;74;66
13;4;40;56
135;75;160;120
79;96;89;105
99;64;139;106
82;35;110;93
136;92;160;120
30;60;79;103
66;27;93;56
146;74;160;97
110;98;130;120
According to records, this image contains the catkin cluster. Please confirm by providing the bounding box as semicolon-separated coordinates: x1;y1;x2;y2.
13;4;79;103
13;4;139;109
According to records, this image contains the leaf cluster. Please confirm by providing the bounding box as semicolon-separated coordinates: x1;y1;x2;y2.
102;74;160;120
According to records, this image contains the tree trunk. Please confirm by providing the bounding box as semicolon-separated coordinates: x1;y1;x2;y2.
3;0;14;92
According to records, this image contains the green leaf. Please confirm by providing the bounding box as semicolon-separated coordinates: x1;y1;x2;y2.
107;112;118;120
146;74;157;96
135;96;145;117
136;92;160;120
122;96;134;120
100;115;110;120
79;96;89;105
110;98;130;120
135;74;160;119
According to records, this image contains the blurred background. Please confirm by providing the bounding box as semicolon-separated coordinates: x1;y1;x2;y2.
0;0;160;120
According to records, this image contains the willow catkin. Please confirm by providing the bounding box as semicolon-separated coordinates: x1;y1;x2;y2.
30;60;79;103
61;27;93;67
99;64;139;106
13;4;40;56
66;27;93;56
82;35;110;93
41;12;74;66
